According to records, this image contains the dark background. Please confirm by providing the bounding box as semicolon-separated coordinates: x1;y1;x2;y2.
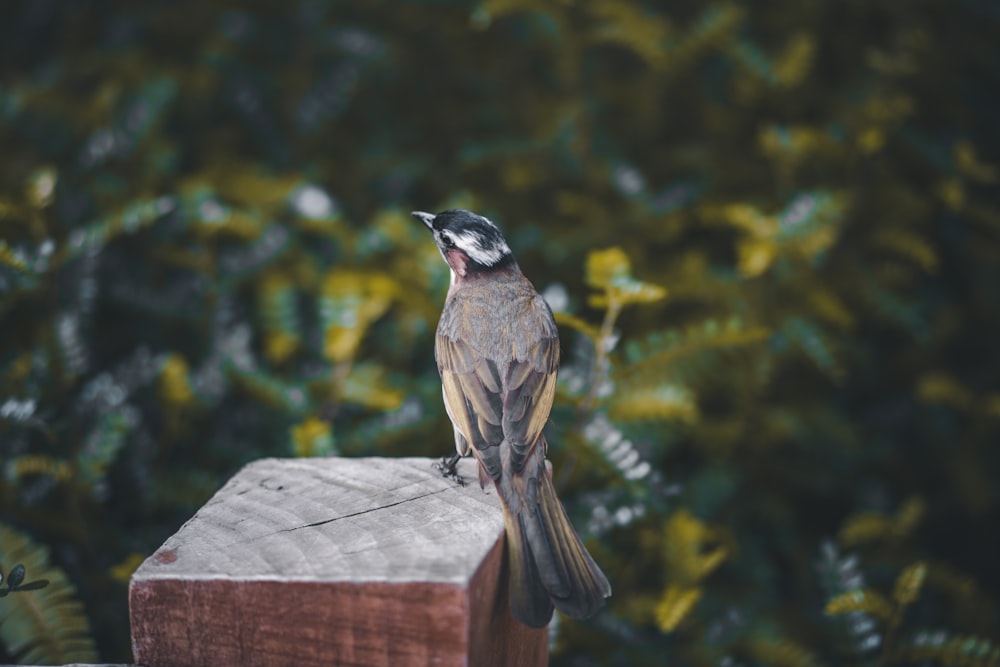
1;1;998;664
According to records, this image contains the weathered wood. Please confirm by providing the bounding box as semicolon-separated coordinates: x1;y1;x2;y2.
129;457;547;667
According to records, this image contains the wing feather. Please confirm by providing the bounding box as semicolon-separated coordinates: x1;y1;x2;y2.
502;337;559;472
438;336;504;480
440;372;475;442
475;358;503;394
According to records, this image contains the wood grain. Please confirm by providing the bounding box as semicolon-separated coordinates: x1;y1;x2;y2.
129;457;547;667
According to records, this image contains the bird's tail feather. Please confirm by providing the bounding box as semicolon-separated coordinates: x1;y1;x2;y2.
503;506;555;628
504;460;611;627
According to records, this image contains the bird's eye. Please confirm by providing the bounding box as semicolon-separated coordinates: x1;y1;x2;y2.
439;232;455;248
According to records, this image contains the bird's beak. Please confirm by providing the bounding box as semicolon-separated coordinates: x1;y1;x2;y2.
411;211;436;230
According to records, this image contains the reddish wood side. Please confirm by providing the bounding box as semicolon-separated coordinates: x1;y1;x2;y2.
130;578;468;667
130;565;547;666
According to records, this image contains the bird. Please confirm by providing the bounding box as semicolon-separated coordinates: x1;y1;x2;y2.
412;208;611;628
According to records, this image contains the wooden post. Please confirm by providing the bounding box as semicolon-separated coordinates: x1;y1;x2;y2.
129;457;547;667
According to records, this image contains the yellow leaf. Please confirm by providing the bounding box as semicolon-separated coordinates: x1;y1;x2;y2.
586;246;631;289
982;394;1000;417
894;497;925;537
1;352;34;387
608;384;698;422
893;561;928;607
290;417;334;457
321;271;398;362
774;33;816;87
664;509;728;584
858;128;885;154
187;200;261;240
937;178;965;211
587;294;611;309
872;229;939;273
954;140;999;184
0;239;28;270
863;93;914;123
587;1;671;70
825;589;893;621
26;167;57;208
158;355;194;406
839;498;924;547
342;363;405;411
738;238;776;277
838;512;892;547
198;161;302;210
554;311;601;341
610;278;667;305
808;287;855;329
615;321;769;387
655;585;701;632
723;203;774;234
748;637;821;667
917;373;975;410
667;4;744;69
758;125;832;162
5;455;72;482
501;161;537;191
109;553;146;584
259;271;301;363
265;331;299;364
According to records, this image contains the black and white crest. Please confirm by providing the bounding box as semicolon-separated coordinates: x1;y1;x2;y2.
412;209;513;269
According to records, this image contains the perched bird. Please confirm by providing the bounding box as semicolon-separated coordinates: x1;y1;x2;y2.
413;208;611;628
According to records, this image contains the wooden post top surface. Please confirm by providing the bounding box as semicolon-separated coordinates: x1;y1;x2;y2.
129;456;547;667
132;456;504;585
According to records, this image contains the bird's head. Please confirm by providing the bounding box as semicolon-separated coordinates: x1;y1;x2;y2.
411;209;514;280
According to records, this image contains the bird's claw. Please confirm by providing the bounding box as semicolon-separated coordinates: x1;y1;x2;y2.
434;454;466;486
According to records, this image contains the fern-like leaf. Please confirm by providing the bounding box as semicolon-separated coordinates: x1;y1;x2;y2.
608;383;698;422
893;561;928;608
825;589;893;622
618;318;769;387
747;636;823;667
0;523;97;664
894;631;1000;666
655;585;701;632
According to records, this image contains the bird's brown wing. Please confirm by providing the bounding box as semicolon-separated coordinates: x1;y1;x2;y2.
437;329;558;480
501;336;558;472
437;334;506;480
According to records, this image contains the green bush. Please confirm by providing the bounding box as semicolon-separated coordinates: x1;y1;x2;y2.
1;1;998;664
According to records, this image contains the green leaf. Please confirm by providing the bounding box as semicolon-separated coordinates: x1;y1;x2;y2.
0;523;97;663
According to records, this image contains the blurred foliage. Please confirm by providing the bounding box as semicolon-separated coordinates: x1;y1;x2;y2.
0;524;94;663
1;0;999;664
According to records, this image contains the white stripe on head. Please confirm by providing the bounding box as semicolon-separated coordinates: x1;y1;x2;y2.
452;229;511;266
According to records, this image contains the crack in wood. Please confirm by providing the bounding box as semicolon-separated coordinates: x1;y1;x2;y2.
276;486;454;534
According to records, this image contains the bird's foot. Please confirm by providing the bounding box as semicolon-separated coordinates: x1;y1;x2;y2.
434;453;466;486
